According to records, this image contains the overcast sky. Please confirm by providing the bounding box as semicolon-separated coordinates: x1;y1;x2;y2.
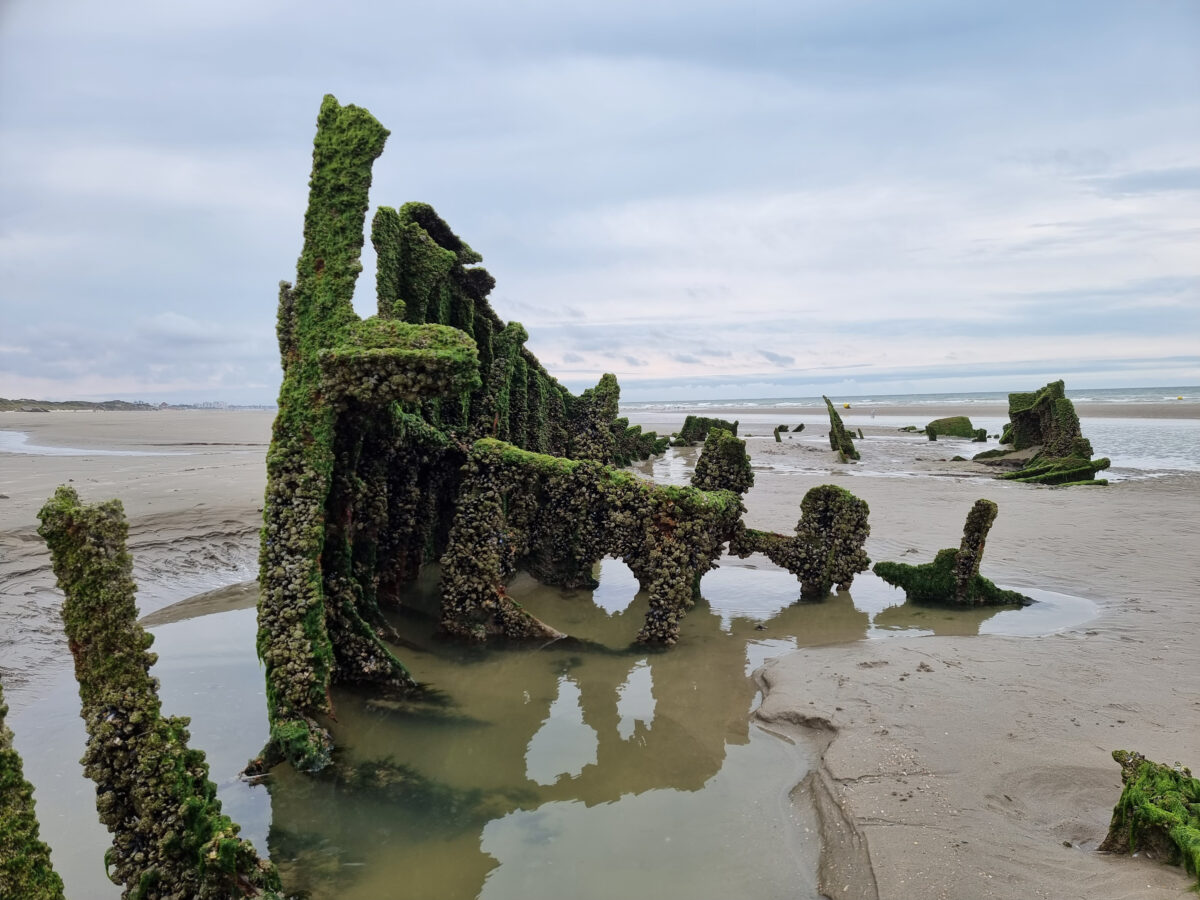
2;1;1198;404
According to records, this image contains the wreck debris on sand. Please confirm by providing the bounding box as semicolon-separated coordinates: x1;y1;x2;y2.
1100;750;1199;887
979;381;1110;485
37;486;280;899
872;499;1030;606
925;415;986;442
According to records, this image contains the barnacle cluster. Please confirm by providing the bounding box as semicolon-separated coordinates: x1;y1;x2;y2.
440;439;745;645
731;484;871;600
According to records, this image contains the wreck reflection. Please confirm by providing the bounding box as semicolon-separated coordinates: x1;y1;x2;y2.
262;557;850;898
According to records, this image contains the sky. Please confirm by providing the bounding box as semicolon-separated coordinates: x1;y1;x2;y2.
1;1;1198;404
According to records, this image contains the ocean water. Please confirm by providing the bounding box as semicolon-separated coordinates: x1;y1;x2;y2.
621;384;1200;411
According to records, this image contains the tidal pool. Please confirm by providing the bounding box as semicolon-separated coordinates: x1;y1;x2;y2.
11;559;1096;900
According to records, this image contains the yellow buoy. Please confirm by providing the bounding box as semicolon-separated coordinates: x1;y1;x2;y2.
843;403;850;409
1178;396;1184;400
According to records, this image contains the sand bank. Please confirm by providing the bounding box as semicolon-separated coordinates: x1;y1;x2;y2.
2;405;1197;898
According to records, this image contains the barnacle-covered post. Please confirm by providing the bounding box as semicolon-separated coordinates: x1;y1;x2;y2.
731;484;871;599
954;499;997;603
873;499;1030;606
568;373;622;462
0;679;64;900
822;396;859;461
691;428;754;494
37;487;279;899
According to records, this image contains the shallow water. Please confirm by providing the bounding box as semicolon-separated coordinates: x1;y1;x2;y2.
0;429;190;456
9;558;1096;900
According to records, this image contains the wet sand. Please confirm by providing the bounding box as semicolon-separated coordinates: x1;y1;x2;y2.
2;405;1198;898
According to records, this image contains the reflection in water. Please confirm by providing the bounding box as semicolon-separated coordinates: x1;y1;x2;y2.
10;557;1098;900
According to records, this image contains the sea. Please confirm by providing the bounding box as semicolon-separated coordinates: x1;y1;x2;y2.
620;384;1200;411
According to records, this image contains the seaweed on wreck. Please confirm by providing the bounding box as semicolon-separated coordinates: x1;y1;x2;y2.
995;381;1109;485
730;484;870;600
37;487;280;899
0;680;64;900
256;95;672;771
872;499;1030;606
822;396;859;462
1099;750;1200;886
440;439;745;645
924;415;983;441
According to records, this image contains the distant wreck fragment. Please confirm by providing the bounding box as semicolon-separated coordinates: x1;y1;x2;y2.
672;415;738;446
982;381;1109;485
37;487;280;899
0;680;63;900
822;396;859;461
925;415;986;442
873;499;1030;606
732;484;871;600
1100;750;1199;887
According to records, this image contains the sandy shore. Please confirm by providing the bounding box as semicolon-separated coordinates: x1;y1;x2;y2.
2;405;1198;898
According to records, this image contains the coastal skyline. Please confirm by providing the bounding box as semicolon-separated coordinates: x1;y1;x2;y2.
2;1;1198;404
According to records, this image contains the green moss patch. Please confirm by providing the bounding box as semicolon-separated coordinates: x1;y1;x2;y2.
1100;750;1199;886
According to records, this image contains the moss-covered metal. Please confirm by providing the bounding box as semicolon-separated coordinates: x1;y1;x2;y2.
37;487;279;899
731;484;871;600
997;381;1109;485
1099;750;1199;886
873;499;1030;606
822;396;859;461
1;680;64;900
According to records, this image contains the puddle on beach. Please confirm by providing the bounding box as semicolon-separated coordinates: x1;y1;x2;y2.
12;560;1097;900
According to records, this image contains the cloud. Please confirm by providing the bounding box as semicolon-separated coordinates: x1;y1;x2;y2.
758;350;795;367
1088;166;1200;196
1;1;1198;403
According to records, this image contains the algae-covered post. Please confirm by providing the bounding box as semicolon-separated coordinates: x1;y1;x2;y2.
873;499;1030;606
0;679;64;900
1099;750;1199;886
822;396;859;461
37;487;280;899
731;484;871;600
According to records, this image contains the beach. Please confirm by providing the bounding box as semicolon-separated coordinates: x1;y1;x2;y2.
2;402;1198;898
